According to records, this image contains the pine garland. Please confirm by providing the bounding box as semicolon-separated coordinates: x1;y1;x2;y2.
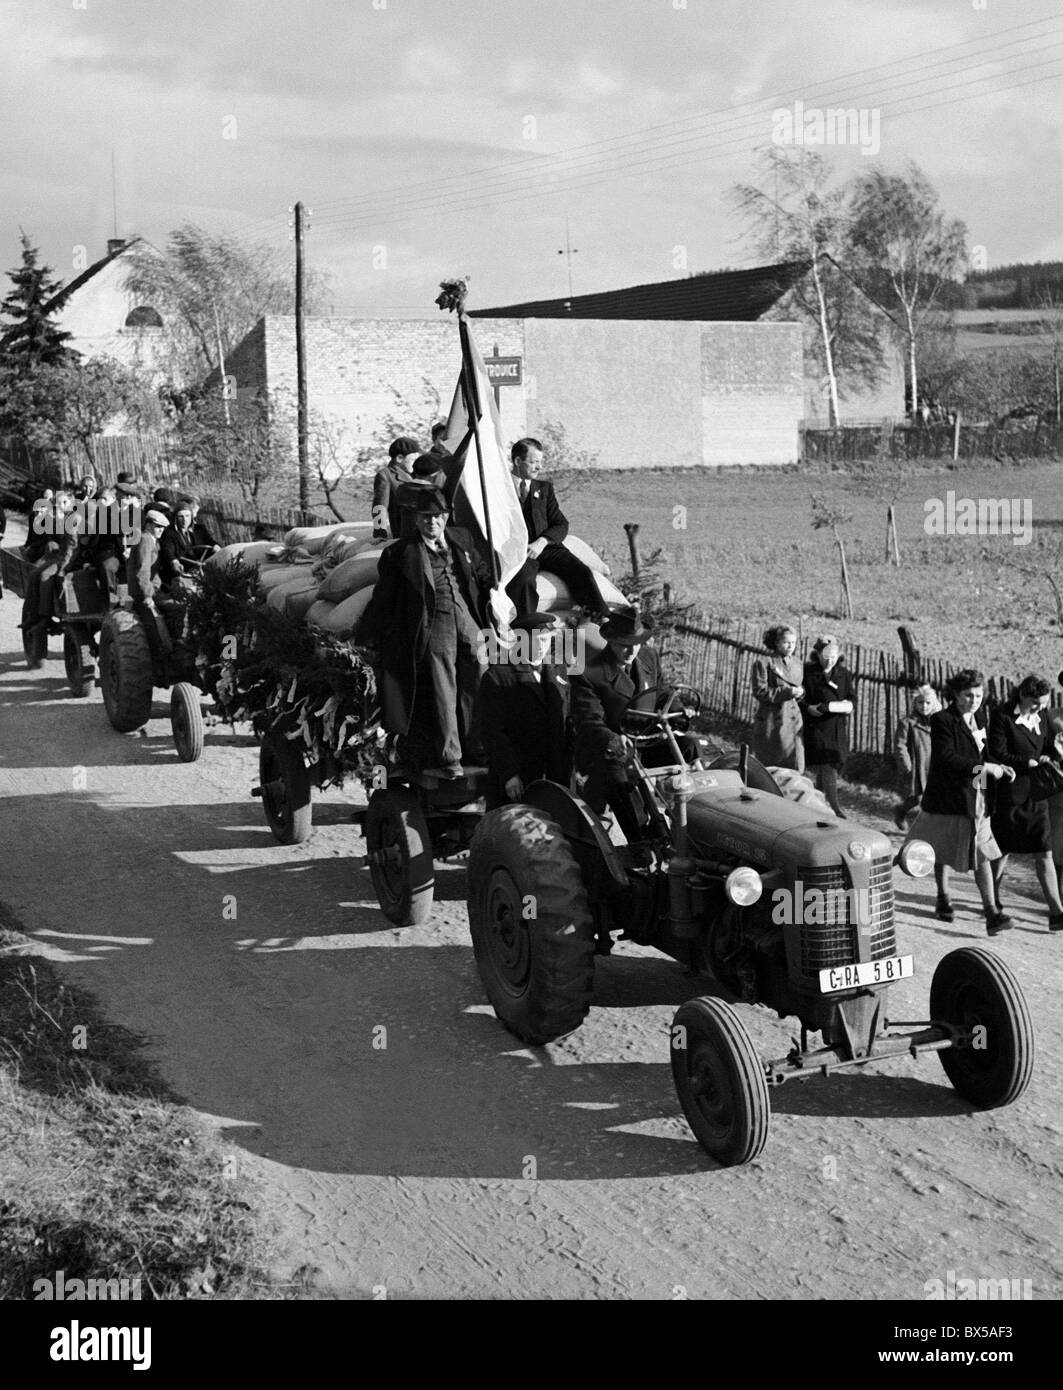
186;560;382;788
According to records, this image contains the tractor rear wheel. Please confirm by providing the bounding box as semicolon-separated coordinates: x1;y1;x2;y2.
670;995;771;1166
467;805;596;1045
365;788;434;926
259;728;313;844
171;682;205;762
99;609;154;732
930;946;1033;1109
63;629;95;698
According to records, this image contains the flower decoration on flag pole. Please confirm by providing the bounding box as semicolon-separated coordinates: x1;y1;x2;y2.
435;277;470;315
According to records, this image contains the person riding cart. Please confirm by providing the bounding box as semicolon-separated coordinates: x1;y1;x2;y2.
476;610;573;809
360;481;491;778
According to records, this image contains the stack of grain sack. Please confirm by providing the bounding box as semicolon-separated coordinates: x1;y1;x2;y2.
206;523;627;646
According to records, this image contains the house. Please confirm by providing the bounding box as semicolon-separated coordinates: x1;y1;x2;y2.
41;237;173;383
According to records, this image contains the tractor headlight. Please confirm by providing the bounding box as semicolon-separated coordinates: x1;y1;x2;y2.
898;839;935;878
725;866;763;907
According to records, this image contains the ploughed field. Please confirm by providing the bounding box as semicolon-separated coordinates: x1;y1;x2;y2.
559;458;1063;681
1;579;1062;1299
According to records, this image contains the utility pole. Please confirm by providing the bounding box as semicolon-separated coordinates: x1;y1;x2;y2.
294;201;310;518
557;214;579;305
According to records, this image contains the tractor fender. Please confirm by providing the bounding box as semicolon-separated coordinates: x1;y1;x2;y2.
521;780;629;895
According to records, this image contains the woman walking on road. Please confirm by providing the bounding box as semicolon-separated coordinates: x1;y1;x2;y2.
904;669;1014;934
988;674;1063;931
800;634;854;817
751;623;805;772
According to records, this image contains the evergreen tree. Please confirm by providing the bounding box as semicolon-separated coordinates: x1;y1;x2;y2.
0;231;75;367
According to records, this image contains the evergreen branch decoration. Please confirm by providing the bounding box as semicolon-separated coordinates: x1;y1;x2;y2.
435;277;470;314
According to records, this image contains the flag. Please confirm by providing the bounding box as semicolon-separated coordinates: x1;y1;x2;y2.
439;316;527;630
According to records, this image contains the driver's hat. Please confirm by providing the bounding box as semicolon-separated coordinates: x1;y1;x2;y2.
599;608;654;646
510;610;562;632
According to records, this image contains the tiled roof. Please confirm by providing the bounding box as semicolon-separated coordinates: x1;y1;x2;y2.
470;260;812;321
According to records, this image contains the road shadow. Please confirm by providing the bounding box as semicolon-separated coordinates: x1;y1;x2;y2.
768;1069;969;1121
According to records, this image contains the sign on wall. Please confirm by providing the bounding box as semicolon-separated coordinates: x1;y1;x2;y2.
485;356;523;386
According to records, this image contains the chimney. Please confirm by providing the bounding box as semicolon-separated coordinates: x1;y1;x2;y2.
107;238;127;256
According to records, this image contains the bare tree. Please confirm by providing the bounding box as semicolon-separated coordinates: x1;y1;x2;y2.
847;163;968;417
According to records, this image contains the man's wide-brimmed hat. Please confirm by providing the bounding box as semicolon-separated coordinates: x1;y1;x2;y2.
396;481;449;515
599;608;653;645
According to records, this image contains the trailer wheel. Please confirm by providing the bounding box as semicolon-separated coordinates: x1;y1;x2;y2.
930;946;1034;1109
467;805;596;1045
171;682;205;762
365;788;434;926
670;996;771;1166
99;609;154;731
259;729;312;844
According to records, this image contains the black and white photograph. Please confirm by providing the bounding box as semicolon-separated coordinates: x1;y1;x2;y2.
0;0;1060;1348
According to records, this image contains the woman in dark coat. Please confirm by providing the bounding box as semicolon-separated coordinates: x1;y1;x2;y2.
904;669;1014;932
800;634;855;817
751;623;805;772
988;674;1063;930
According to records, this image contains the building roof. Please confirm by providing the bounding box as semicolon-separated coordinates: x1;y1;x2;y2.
41;236;144;317
470;259;812;322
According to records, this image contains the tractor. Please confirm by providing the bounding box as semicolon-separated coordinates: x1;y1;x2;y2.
466;690;1034;1165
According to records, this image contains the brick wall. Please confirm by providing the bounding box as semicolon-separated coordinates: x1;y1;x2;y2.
226;314;810;470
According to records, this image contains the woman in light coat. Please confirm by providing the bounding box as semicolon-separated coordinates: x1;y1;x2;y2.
751;623;805;772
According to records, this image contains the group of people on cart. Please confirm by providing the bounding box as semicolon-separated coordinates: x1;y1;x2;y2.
362;432;684;839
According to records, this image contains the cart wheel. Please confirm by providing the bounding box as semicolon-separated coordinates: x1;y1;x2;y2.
670;996;771;1166
171;682;205;762
365;788;434;926
259;729;312;844
63;629;95;697
21;599;46;670
930;946;1034;1109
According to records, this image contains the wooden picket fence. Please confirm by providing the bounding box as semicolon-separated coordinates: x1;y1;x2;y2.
674;611;1016;759
195;496;329;545
801;419;1063;465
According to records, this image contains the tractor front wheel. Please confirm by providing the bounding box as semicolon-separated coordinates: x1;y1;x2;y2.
930;946;1034;1109
670;995;771;1166
171;682;205;762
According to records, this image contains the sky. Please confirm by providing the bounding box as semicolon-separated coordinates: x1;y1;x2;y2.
1;0;1061;316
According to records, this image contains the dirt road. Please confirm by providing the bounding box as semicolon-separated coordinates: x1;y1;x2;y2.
1;585;1061;1301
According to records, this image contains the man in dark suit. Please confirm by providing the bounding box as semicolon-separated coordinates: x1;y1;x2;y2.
505;437;602;618
476;611;573;809
571;611;696;842
361;481;491;776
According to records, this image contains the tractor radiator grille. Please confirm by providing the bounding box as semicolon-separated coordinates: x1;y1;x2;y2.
798;856;895;975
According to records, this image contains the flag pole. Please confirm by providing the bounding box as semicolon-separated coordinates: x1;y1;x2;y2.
458;312;501;592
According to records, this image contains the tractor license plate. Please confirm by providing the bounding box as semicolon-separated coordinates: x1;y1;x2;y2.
819;954;913;993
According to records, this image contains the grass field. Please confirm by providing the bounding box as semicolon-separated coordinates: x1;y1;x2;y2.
555;457;1063;683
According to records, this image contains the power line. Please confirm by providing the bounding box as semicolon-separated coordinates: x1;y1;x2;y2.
251;16;1063;237
271;56;1063;240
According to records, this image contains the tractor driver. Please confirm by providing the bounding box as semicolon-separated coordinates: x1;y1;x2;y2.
127;507;172;662
570;610;699;846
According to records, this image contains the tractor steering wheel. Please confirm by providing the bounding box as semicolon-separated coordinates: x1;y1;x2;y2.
621;684;703;739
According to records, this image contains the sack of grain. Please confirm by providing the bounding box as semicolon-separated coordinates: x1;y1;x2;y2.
265;576;316;613
317;548;387;602
206;540;274;571
282;582;320;622
535;571;572;611
317;586;374;637
283;521;374;556
256;562;315;594
305;598;338;629
563;534;610;575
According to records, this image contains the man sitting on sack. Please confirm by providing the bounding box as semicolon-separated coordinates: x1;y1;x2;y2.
505;438;603;619
361;481;491;778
